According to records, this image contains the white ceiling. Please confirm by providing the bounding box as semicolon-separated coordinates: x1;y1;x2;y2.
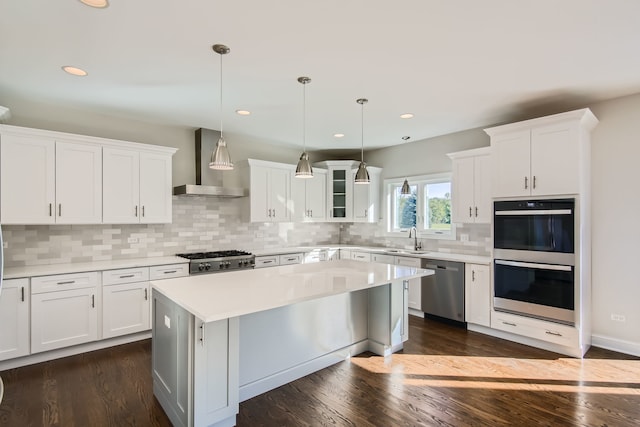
1;1;640;151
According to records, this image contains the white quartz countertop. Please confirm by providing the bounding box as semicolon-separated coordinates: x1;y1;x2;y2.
152;259;433;323
3;256;188;279
254;245;491;265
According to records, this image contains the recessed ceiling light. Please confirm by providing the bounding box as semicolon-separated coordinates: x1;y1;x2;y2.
79;0;109;8
333;133;345;138
400;113;414;119
62;66;88;76
235;110;251;116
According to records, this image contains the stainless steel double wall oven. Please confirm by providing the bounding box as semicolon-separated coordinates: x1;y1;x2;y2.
493;199;576;325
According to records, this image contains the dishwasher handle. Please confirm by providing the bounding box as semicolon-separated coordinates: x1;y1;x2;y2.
423;264;458;272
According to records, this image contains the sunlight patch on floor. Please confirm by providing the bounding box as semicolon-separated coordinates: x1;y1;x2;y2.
349;353;640;394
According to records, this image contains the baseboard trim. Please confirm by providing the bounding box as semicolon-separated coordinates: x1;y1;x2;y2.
591;334;640;357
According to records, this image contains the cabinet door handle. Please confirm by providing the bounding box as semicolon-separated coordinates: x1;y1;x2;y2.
119;274;135;279
144;288;148;300
199;323;205;347
135;205;138;217
475;207;478;217
524;176;528;189
545;330;562;337
268;208;271;217
469;207;472;218
142;206;145;217
49;203;53;217
59;204;62;217
533;176;537;189
21;287;25;302
273;209;276;217
91;294;95;308
57;280;75;285
472;270;475;281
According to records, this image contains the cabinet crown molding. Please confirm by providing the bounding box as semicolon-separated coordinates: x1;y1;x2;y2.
483;108;598;137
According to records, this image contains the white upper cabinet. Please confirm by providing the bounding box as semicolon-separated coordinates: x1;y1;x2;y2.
448;147;491;224
0;124;176;225
1;132;56;224
0;130;102;224
242;159;293;222
103;148;174;224
55;140;103;223
315;160;382;223
485;109;598;198
291;168;327;222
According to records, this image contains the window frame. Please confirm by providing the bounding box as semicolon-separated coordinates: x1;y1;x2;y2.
384;172;456;240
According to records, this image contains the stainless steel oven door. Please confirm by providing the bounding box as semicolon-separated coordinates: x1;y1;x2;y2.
494;259;575;325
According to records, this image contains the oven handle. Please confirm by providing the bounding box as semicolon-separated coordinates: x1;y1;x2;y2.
495;209;572;216
495;259;572;272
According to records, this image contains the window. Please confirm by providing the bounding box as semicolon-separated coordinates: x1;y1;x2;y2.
386;173;454;238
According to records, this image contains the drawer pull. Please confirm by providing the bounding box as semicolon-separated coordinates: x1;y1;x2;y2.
502;321;517;327
545;331;562;337
57;280;75;285
119;274;135;279
163;270;177;274
263;260;273;264
286;258;297;261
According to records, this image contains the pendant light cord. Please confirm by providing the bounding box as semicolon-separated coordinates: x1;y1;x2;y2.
219;52;223;135
360;101;364;162
303;80;306;152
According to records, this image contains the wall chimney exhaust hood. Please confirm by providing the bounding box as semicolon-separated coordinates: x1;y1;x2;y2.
173;128;246;197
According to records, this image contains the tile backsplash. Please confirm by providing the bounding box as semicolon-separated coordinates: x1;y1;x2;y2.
2;197;491;268
1;196;340;268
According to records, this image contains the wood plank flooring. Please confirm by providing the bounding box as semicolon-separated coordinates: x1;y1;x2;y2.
1;316;639;426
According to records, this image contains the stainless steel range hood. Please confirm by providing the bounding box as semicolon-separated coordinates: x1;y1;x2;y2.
173;128;246;197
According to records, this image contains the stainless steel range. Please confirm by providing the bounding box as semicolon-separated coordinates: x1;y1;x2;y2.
176;250;255;275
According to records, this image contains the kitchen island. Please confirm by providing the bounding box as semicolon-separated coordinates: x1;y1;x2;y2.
151;259;431;427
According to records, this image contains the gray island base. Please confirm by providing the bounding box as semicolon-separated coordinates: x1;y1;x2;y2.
151;260;432;427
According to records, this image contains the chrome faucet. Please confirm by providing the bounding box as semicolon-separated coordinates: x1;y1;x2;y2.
408;227;422;251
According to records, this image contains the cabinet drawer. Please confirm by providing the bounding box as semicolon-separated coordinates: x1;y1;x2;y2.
255;256;279;268
371;254;395;264
279;253;303;265
32;271;99;294
304;251;327;263
149;263;189;280
103;267;149;286
351;251;371;262
491;310;578;347
395;256;421;268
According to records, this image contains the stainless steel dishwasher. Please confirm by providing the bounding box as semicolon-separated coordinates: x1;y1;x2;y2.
420;259;465;323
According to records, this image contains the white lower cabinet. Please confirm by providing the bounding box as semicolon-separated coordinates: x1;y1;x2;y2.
491;310;578;348
102;267;151;339
395;256;422;311
351;251;371;262
371;253;395;264
303;250;328;263
0;278;30;361
31;272;99;353
465;263;491;327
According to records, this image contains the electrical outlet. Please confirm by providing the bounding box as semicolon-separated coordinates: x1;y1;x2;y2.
460;233;469;242
611;314;626;322
127;237;139;244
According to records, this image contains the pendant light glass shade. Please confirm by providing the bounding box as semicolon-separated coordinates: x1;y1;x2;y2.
401;178;411;195
295;76;313;178
354;98;370;184
209;44;233;171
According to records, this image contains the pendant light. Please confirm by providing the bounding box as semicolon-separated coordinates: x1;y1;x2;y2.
295;76;313;178
209;44;233;171
401;178;411;195
354;98;370;184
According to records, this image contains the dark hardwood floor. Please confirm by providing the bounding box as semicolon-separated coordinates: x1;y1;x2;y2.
1;316;638;426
